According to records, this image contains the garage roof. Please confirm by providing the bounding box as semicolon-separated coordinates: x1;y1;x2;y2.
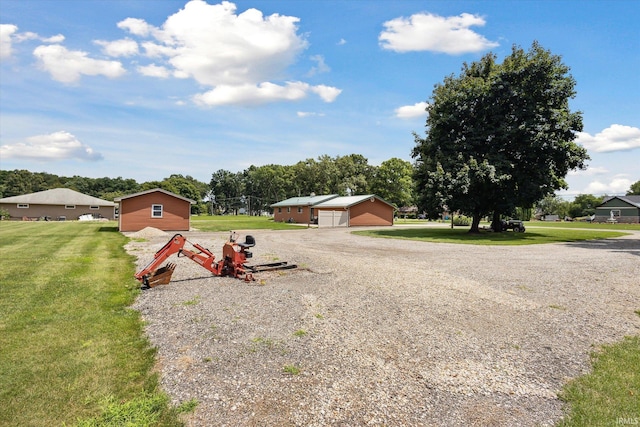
0;188;116;206
313;194;395;209
114;188;195;204
270;194;338;207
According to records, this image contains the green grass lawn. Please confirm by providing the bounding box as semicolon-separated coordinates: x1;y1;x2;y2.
1;219;637;426
394;218;640;231
354;226;629;245
191;214;304;231
525;221;640;231
558;335;640;427
0;221;189;427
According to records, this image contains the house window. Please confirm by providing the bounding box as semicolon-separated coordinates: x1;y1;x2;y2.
17;204;29;208
297;207;303;214
278;207;282;213
90;206;99;210
65;205;76;209
287;207;291;213
152;204;163;218
611;209;621;218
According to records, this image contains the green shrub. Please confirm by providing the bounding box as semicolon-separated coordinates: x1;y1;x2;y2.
452;215;471;226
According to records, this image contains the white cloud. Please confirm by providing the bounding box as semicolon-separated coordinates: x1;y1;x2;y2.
576;124;640;153
568;165;609;176
379;12;499;54
128;0;308;86
117;17;155;37
0;131;103;161
42;34;65;43
194;81;316;106
0;24;18;59
115;0;340;106
395;102;428;119
297;111;325;118
94;38;139;57
583;175;633;195
137;63;171;78
33;44;126;83
310;85;341;102
14;31;39;42
307;54;330;76
1;25;67;59
337;38;347;46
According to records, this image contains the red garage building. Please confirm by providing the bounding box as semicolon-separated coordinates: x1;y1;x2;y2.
314;195;395;227
271;194;395;227
114;188;194;232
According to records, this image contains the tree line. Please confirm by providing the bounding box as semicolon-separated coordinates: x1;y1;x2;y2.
2;164;636;219
0;154;415;215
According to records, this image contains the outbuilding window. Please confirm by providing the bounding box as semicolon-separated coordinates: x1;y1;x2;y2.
17;204;28;208
152;204;163;218
297;207;303;214
65;205;76;209
90;205;99;210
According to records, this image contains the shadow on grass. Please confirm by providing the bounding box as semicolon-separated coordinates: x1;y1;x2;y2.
98;226;120;233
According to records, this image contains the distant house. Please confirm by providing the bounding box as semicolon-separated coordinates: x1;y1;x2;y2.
594;195;640;223
313;195;395;227
270;194;338;224
114;188;195;232
0;188;116;220
271;194;395;227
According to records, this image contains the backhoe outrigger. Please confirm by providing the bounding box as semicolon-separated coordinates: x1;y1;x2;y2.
135;232;296;288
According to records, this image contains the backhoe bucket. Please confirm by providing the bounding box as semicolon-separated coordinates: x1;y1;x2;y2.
145;263;176;288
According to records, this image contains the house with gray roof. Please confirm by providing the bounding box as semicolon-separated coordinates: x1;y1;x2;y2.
313;194;395;227
0;188;116;221
271;194;338;224
594;195;640;223
271;193;395;227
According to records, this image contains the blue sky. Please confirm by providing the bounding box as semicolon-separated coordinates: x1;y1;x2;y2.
1;0;638;197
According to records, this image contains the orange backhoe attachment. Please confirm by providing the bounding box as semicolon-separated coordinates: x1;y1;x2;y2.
145;263;176;287
135;232;295;289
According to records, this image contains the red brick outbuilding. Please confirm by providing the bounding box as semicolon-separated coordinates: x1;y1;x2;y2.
314;195;395;227
114;188;194;232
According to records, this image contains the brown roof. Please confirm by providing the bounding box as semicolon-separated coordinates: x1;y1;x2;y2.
113;188;195;204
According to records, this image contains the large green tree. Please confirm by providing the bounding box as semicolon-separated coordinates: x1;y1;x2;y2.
413;42;589;232
627;180;640;196
210;169;245;214
370;157;414;208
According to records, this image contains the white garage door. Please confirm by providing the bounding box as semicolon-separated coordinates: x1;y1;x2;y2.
318;210;349;227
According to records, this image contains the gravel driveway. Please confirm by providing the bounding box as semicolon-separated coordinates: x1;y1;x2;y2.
127;226;640;426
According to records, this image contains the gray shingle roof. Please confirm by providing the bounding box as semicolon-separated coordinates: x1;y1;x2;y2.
0;188;116;206
600;195;640;208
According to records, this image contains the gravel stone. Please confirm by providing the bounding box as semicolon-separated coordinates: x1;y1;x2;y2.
125;225;640;426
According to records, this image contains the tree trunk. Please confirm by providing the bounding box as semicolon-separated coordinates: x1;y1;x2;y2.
491;212;503;232
469;214;481;233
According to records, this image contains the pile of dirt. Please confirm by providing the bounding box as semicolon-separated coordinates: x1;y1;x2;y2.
126;226;170;239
